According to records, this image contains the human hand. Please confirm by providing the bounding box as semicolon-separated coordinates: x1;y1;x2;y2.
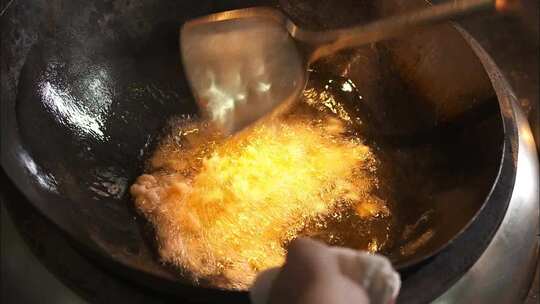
250;238;401;304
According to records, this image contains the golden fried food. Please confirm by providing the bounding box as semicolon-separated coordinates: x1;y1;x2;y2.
131;81;389;289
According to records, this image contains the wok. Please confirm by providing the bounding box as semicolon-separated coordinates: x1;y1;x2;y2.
1;0;515;302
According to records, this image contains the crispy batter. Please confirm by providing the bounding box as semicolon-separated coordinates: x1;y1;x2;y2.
131;86;387;289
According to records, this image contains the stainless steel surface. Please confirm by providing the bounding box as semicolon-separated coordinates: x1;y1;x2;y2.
181;0;503;134
433;28;539;304
181;8;305;134
526;262;540;304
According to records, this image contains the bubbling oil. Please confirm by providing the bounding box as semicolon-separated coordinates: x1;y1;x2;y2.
130;71;394;289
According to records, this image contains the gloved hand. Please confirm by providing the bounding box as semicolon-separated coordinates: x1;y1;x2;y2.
250;238;401;304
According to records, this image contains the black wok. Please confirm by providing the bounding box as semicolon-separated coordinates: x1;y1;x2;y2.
1;0;516;303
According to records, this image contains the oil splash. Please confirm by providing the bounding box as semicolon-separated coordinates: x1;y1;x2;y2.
130;72;392;289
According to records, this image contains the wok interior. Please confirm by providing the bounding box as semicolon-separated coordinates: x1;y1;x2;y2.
307;46;502;265
12;0;503;287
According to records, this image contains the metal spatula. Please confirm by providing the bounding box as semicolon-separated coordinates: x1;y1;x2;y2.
181;0;517;134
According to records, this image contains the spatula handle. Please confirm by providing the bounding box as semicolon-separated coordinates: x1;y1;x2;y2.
289;0;519;63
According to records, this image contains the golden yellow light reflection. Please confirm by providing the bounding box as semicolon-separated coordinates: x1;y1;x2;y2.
303;87;352;122
130;76;390;290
